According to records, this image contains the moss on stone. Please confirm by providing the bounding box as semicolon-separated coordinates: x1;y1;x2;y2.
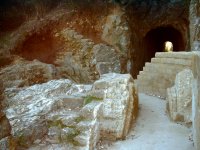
17;133;29;148
74;116;85;123
47;119;67;129
83;95;103;106
62;128;81;146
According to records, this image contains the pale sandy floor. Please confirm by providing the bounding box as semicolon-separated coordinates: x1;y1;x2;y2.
99;93;195;150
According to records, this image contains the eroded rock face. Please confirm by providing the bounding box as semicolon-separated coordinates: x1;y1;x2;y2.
55;28;98;83
190;1;200;148
102;6;131;56
0;57;56;89
2;73;138;149
91;73;138;140
0;79;11;150
167;69;193;124
192;52;200;150
93;44;120;75
55;28;121;83
102;6;131;73
3;79;94;149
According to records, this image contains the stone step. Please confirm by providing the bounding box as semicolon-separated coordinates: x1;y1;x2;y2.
151;57;192;66
80;101;102;120
137;70;177;81
142;68;185;78
155;52;194;59
143;62;188;72
136;52;195;98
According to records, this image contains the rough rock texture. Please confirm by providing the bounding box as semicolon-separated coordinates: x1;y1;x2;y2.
55;28;121;83
92;44;120;75
55;28;98;83
102;6;131;73
91;73;138;140
190;0;200;51
0;80;11;150
167;69;193;124
190;1;200;149
192;52;200;150
2;73;138;149
0;57;56;89
128;0;190;78
3;79;96;149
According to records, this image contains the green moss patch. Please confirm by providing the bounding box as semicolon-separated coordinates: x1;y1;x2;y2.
62;129;81;146
83;95;103;106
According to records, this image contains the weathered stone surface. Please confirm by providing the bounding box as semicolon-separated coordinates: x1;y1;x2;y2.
55;28;121;83
55;28;99;83
0;57;56;89
0;79;11;144
192;52;200;150
0;116;11;140
190;1;200;148
102;6;131;56
91;73;138;140
2;73;138;149
3;79;93;149
92;44;120;75
101;6;131;74
136;52;195;99
0;136;19;150
167;69;194;124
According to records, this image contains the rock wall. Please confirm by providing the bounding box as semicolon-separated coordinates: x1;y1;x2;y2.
190;0;200;51
192;52;200;150
190;0;200;149
102;6;131;73
55;28;120;83
0;56;56;89
0;80;11;150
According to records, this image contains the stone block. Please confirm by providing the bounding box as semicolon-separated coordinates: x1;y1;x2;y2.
167;69;193;124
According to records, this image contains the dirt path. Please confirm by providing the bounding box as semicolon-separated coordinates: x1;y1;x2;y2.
100;93;194;150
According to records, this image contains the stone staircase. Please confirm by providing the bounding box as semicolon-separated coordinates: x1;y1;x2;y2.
136;52;195;99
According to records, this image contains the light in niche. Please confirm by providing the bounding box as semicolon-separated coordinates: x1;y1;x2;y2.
164;41;173;52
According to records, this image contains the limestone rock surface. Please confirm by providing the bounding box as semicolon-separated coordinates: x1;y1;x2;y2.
92;44;120;75
192;51;200;150
3;79;95;149
55;28;121;83
1;73;138;149
102;6;130;56
167;69;194;124
0;57;56;89
91;73;138;140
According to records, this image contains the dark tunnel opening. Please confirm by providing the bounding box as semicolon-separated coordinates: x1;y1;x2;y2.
131;26;186;78
143;26;185;63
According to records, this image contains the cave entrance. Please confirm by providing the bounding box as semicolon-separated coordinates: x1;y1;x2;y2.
143;26;185;63
132;26;186;78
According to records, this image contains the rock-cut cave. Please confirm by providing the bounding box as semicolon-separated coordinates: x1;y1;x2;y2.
143;26;185;63
0;0;200;150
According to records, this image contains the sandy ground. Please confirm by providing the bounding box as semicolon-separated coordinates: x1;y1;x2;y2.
98;93;195;150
